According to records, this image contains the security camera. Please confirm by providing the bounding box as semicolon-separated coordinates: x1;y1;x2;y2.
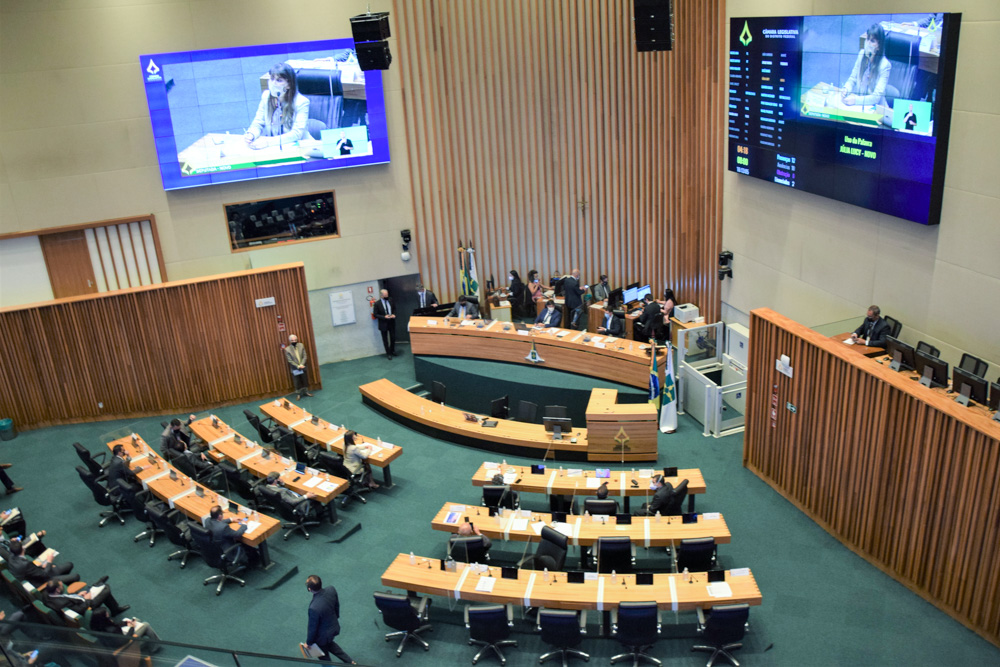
401;250;411;262
401;229;412;244
719;250;733;263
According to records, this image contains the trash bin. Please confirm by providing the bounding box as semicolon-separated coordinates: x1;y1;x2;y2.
0;419;15;441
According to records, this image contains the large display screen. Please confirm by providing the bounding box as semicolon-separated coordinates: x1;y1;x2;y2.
728;13;961;224
141;39;390;190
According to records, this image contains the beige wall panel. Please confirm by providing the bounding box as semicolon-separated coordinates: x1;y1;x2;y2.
92;167;170;221
937;189;1000;282
943;111;1000;199
925;262;1000;368
6;174;107;230
0;236;54;306
951;21;1000;115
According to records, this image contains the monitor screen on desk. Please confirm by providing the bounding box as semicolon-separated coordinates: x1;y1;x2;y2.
543;416;572;432
635;284;651;302
952;367;988;405
607;287;624;309
989;382;1000;412
914;349;949;388
885;336;916;371
140;39;390;190
623;286;639;305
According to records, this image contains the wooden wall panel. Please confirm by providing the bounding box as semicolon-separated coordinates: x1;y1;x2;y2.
0;263;319;431
394;0;724;322
745;308;1000;648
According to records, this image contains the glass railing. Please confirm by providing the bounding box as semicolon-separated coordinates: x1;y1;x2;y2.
808;316;859;337
0;619;371;666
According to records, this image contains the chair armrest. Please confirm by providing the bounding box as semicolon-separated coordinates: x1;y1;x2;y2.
93;451;107;463
579;609;588;634
414;595;430;618
610;608;618;634
506;603;514;626
697;606;706;630
463;604;470;627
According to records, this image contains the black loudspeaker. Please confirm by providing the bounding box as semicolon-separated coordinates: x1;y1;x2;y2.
357;41;392;71
350;12;391;42
633;0;674;52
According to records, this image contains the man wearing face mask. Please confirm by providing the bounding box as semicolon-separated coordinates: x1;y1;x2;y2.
851;305;890;348
592;274;611;303
244;62;310;150
534;299;562;328
415;283;438;310
285;334;313;400
639;475;674;516
447;295;479;320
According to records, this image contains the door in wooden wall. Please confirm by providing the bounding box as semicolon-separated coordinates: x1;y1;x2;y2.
39;230;97;298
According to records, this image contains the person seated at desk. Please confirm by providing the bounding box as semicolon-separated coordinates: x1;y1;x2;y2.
634;294;661;341
596;303;623;337
535;299;562;328
207;505;258;567
851;305;890;348
592;274;611;303
261;472;323;521
3;540;77;586
415;283;438;309
344;431;379;490
40;578;130;617
840;23;890;108
89;607;162;653
525;270;544;304
637;475;674;516
448;521;492;555
160;415;206;455
508;270;525;314
243;62;310;149
659;288;676;319
107;445;144;497
448;295;479;320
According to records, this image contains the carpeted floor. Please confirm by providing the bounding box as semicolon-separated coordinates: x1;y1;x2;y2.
1;348;997;665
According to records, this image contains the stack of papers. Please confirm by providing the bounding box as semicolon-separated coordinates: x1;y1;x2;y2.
444;512;461;524
585;478;602;489
303;477;323;489
502;472;518;484
703;512;721;520
245;521;262;533
566;469;583;477
551;522;574;537
730;568;750;577
509;518;528;531
318;481;339;493
707;582;733;598
475;577;497;593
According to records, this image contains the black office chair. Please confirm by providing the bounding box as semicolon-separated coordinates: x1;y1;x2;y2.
466;604;517;665
73;442;107;479
490;395;510;419
217;461;263;509
76;466;130;527
257;485;321;541
883;31;922;105
373;592;432;657
515;400;538;424
431;381;447;405
693;603;750;667
482;485;519;511
450;536;490;564
959;353;989;379
537;609;589;666
884;316;902;339
315;451;371;507
595;536;633;573
296;67;345;133
650;312;669;345
543;405;568;420
916;341;940;358
518;526;569;572
115;479;162;547
147;504;200;568
663;478;689;516
611;601;661;666
188;522;246;595
583;499;619;516
676;537;718;573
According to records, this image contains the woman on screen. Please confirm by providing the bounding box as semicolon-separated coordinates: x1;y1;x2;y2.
243;62;310;149
840;23;891;108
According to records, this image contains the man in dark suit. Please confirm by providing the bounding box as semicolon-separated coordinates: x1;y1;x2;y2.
107;445;142;499
639;475;674;516
563;268;588;329
634;294;662;342
596;303;624;337
535;299;562;327
41;578;130;617
447;295;479;320
373;288;398;359
159;414;204;454
415;283;438;310
305;575;355;664
206;505;257;565
4;540;77;586
851;305;891;348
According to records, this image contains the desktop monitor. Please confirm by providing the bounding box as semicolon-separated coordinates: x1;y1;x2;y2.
543;416;572;439
989;382;1000;412
490;395;509;419
914;349;949;389
635;284;651;301
951;367;988;407
607;287;624;309
885;336;916;372
553;278;566;297
623;285;639;305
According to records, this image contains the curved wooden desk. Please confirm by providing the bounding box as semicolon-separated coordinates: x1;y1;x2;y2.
259;399;403;487
381;553;761;611
360;379;658;462
408;316;665;389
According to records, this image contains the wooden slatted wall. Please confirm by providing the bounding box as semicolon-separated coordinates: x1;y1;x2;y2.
0;263;319;431
394;0;724;322
745;308;1000;648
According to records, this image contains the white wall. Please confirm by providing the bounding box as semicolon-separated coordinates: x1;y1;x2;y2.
723;1;1000;375
308;280;385;365
0;237;53;306
0;0;416;360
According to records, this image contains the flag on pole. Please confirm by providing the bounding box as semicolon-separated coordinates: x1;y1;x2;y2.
458;242;470;295
660;342;678;433
466;245;481;302
648;349;661;411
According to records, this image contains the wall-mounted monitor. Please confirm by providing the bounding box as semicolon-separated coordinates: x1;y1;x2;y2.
141;39;390;190
728;13;961;224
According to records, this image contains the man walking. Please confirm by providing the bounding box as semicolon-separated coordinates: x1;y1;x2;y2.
304;575;355;664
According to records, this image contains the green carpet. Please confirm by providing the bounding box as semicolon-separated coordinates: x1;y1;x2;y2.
1;351;997;665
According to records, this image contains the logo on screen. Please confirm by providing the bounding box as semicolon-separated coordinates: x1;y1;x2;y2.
145;59;162;83
739;21;752;47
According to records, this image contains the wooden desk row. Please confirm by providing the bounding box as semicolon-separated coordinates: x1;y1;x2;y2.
471;462;706;513
360;379;658;462
258;399;403;487
189;416;348;504
381;553;761;612
105;435;280;562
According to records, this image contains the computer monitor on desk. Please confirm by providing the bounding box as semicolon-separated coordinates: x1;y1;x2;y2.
885;336;916;372
952;367;989;407
490;395;509;419
635;284;651;302
543;416;572;440
623;285;638;306
989;382;1000;420
914;350;949;389
607;287;623;309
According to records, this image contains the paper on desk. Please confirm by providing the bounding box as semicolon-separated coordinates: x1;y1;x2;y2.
484;462;500;469
639;469;654;478
450;504;466;512
475;577;497;593
843;338;854;345
302;476;323;489
460;320;475;326
245;521;261;533
445;512;461;524
503;472;518;484
552;522;574;537
591;336;603;343
593;342;606;349
585;478;601;489
517;330;530;336
730;568;750;577
703;512;721;520
707;582;733;598
566;469;583;477
531;522;545;536
509;519;529;532
318;481;339;493
555;330;570;337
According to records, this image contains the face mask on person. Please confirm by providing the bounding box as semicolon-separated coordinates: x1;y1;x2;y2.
268;81;287;98
547;306;555;312
509;275;514;281
864;41;876;58
649;482;659;490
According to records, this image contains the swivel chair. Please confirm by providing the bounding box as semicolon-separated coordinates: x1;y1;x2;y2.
147;504;200;568
317;452;371;508
115;479;162;547
73;442;107;479
883;315;903;339
611;601;661;666
466;604;517;665
583;499;619;516
543;405;568;420
431;381;447;405
662;478;689;516
676;537;718;573
916;341;940;358
373;591;432;657
482;485;519;511
538;609;589;666
449;536;490;564
76;467;130;527
518;526;568;572
296;67;345;133
514;400;538;424
692;604;750;667
959;353;988;379
258;485;321;541
595;536;634;574
188;523;246;595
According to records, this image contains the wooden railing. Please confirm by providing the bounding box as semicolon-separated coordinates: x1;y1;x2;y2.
0;263;318;431
745;308;1000;648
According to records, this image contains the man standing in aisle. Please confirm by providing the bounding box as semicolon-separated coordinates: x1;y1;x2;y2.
285;334;313;400
563;268;588;329
415;282;438;309
373;288;397;359
304;575;355;664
